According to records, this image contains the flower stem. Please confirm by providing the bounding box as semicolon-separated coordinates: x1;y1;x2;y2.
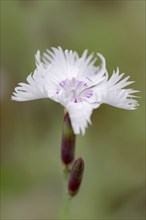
63;165;71;180
60;194;72;219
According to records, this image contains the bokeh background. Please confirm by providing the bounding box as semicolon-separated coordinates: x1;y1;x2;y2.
1;0;145;219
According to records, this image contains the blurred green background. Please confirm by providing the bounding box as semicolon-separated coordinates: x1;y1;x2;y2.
1;0;145;219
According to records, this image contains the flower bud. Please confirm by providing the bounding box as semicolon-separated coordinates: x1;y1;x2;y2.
61;112;76;165
68;157;84;196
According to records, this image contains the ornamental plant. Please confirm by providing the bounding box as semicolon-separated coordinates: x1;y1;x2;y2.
12;47;139;216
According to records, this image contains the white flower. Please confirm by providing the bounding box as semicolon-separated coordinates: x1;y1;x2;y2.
12;47;139;135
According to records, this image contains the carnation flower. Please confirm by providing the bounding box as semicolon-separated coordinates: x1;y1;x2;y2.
12;47;139;135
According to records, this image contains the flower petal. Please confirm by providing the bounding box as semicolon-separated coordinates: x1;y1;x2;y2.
76;52;106;82
11;64;48;101
66;101;94;135
94;68;139;110
42;47;79;80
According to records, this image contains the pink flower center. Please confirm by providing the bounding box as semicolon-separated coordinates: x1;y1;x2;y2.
56;78;93;103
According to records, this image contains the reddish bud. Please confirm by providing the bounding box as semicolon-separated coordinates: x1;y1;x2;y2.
61;112;76;165
68;157;84;196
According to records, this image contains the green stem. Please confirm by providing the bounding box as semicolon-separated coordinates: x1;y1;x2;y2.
63;165;71;180
59;167;72;219
59;194;72;219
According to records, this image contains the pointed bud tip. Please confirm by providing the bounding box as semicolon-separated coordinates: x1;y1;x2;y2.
68;157;85;196
73;156;84;171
